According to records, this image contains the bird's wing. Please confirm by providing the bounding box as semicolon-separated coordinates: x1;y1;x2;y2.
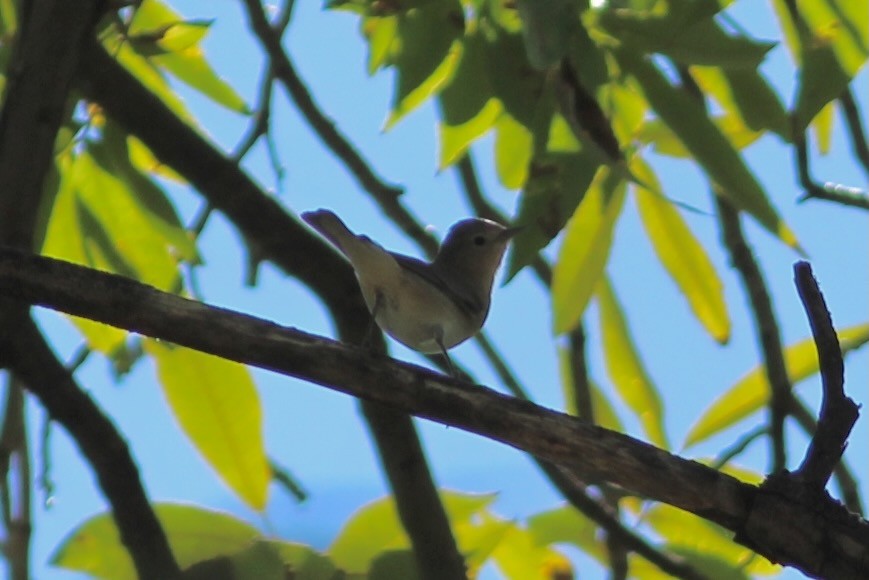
392;253;484;318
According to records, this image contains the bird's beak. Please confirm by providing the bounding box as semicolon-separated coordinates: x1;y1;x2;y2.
499;226;523;242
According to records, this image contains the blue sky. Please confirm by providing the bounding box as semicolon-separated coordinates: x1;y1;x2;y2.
25;1;867;578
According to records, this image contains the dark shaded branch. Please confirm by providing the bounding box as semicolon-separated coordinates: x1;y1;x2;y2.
3;249;869;578
715;197;790;473
792;262;859;488
0;378;30;580
4;317;179;580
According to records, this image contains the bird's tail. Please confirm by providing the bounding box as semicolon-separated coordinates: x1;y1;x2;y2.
300;209;356;255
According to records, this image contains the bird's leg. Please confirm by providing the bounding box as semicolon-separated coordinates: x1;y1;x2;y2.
434;333;456;378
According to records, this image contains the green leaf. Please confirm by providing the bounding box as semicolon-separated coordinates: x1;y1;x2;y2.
41;152;129;356
684;323;869;447
145;340;270;510
527;506;604;561
638;115;763;158
385;0;464;127
596;3;773;68
618;48;801;251
51;503;263;579
231;541;287;580
598;276;669;448
516;0;579;70
691;66;789;139
484;29;548;129
633;158;730;343
784;0;868;129
369;551;419;580
361;15;398;74
270;541;342;580
106;36;197;125
328;491;496;573
550;166;626;334
73;141;193;291
437;31;502;168
127;0;249;114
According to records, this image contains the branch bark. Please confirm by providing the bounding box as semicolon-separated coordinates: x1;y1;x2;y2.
1;248;867;578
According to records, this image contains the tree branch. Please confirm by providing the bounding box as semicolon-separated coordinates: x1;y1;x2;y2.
792;262;859;488
4;317;180;579
2;248;867;577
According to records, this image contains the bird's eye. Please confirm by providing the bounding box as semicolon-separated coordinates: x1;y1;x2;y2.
473;235;486;246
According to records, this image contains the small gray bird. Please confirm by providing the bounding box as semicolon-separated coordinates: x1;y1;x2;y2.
301;209;519;371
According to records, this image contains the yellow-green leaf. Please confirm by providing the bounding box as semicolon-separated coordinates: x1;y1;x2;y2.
146;340;270;510
491;514;573;580
41;152;129;356
598;276;669;448
645;504;779;575
618;48;801;251
551;166;626;334
51;503;262;580
690;66;789;139
527;506;604;561
812;100;835;155
633;158;730;343
494;112;533;189
361;15;398;74
684;323;869;447
328;491;496;573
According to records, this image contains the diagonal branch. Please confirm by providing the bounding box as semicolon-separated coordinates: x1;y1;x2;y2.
1;248;868;578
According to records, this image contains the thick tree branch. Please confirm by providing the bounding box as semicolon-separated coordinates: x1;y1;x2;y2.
77;37;464;580
4;317;180;580
1;249;868;577
0;2;180;578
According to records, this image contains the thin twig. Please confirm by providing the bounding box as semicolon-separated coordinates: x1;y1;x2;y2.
838;89;869;178
794;111;869;210
241;0;404;203
269;458;307;503
716;197;790;473
711;425;768;471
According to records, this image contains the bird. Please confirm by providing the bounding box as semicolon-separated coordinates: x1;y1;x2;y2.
301;209;519;373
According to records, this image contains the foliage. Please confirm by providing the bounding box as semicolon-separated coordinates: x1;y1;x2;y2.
0;0;866;578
